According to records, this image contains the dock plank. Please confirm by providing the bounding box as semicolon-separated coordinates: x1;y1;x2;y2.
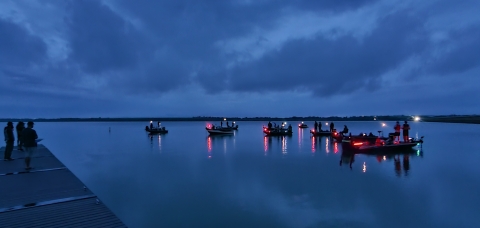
0;145;126;227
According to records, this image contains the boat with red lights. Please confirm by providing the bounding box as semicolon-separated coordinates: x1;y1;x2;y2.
206;122;239;131
206;128;234;135
263;126;293;136
342;136;424;153
298;122;308;128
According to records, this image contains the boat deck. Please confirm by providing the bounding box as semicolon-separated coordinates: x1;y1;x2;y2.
0;145;126;228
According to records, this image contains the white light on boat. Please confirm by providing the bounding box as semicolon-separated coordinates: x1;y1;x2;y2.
150;121;152;123
326;123;328;125
414;116;420;121
382;123;386;127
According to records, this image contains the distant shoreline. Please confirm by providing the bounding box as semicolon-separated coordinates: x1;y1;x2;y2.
1;115;479;124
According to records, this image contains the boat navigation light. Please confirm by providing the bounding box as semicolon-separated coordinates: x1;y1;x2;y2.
382;123;386;127
224;118;226;121
326;123;328;125
301;122;304;124
150;121;152;123
414;116;420;121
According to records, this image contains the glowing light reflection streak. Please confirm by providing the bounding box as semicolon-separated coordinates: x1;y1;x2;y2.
264;137;268;153
158;135;162;153
311;137;315;153
325;138;330;153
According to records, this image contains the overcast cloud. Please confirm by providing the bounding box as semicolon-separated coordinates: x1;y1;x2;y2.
0;0;479;118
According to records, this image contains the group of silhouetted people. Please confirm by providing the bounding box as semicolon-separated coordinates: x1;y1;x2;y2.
3;121;38;170
393;121;410;142
267;121;292;132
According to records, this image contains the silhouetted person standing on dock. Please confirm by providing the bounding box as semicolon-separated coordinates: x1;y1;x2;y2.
22;121;38;170
3;122;15;161
402;121;410;142
16;122;25;151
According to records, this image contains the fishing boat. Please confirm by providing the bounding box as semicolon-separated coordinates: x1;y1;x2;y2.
145;126;168;134
309;129;332;136
263;126;293;136
342;136;424;153
298;122;308;128
206;121;239;131
207;128;234;135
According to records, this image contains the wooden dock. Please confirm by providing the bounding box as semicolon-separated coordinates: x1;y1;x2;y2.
0;144;127;227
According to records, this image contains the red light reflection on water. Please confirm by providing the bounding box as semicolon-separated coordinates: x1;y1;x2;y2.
207;136;212;153
334;142;338;153
264;136;268;153
298;128;303;150
311;136;316;153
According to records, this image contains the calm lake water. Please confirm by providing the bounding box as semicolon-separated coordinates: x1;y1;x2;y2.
28;121;480;228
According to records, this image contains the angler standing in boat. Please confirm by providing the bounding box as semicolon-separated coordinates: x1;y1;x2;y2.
268;121;272;130
314;121;318;132
330;122;334;132
341;125;349;136
150;121;153;130
394;121;401;142
402;121;410;142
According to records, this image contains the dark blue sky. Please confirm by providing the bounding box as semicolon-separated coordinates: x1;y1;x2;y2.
1;0;479;118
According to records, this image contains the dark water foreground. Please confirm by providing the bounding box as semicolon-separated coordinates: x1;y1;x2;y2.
24;121;480;228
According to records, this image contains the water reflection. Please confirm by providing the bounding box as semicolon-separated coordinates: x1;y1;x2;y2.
148;134;163;153
298;128;304;150
339;152;355;169
325;137;329;153
282;136;287;155
263;135;291;155
311;136;316;153
340;148;420;176
206;135;233;158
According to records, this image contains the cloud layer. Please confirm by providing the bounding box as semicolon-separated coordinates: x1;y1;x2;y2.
1;0;479;117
